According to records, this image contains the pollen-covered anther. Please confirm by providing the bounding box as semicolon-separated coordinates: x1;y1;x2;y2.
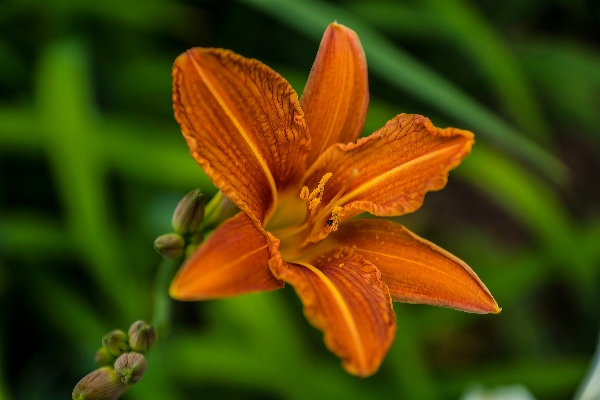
300;186;309;201
309;173;333;200
309;197;321;214
303;172;333;215
327;206;343;232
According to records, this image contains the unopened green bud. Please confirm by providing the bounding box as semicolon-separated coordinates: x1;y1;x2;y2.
202;191;239;230
172;189;205;235
102;330;129;357
154;233;184;260
72;367;127;400
128;321;157;353
94;347;114;366
114;352;147;385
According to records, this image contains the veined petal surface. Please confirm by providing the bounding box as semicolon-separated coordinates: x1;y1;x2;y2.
301;23;369;165
268;240;396;377
323;219;500;313
173;48;311;225
170;212;283;300
303;114;474;242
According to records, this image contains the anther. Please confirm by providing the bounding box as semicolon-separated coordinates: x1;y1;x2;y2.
302;172;333;215
308;173;332;202
328;206;343;232
300;186;309;201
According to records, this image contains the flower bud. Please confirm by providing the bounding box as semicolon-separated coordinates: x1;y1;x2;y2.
72;367;127;400
202;192;239;230
154;233;184;260
172;189;205;235
94;347;114;366
102;330;129;357
128;321;157;353
114;352;147;385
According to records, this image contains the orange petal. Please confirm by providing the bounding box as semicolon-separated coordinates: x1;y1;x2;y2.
303;114;474;243
322;219;500;314
268;238;396;377
170;212;283;300
173;49;311;225
301;22;369;165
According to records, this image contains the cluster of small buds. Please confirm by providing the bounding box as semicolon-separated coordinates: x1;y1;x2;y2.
154;189;205;260
72;321;157;400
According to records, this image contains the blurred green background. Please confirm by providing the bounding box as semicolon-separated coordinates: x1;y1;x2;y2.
1;0;600;399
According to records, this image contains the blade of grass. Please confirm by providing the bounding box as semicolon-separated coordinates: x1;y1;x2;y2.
0;110;214;192
98;118;215;192
456;144;599;300
520;40;600;140
457;144;572;255
350;0;550;142
36;39;143;323
0;214;69;257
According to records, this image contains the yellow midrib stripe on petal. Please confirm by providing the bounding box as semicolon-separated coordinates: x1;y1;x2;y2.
355;248;470;288
181;244;269;296
335;142;463;207
297;262;366;371
188;52;278;217
354;247;495;306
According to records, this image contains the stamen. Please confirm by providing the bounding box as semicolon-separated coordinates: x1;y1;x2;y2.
313;168;358;223
309;173;332;199
309;198;321;213
327;206;343;232
300;186;309;201
305;172;332;215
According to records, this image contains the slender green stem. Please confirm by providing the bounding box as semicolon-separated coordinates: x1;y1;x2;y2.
151;256;183;337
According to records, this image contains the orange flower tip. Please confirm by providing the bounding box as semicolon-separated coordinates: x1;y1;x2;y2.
477;298;501;314
168;280;193;301
329;21;347;31
483;295;501;314
169;278;218;301
344;363;379;378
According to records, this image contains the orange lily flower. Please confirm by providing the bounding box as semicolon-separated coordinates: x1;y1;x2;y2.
170;22;500;377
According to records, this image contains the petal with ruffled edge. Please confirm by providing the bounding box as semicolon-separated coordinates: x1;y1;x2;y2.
268;235;396;377
173;49;311;226
318;219;500;313
302;114;474;243
170;212;283;300
301;22;369;165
